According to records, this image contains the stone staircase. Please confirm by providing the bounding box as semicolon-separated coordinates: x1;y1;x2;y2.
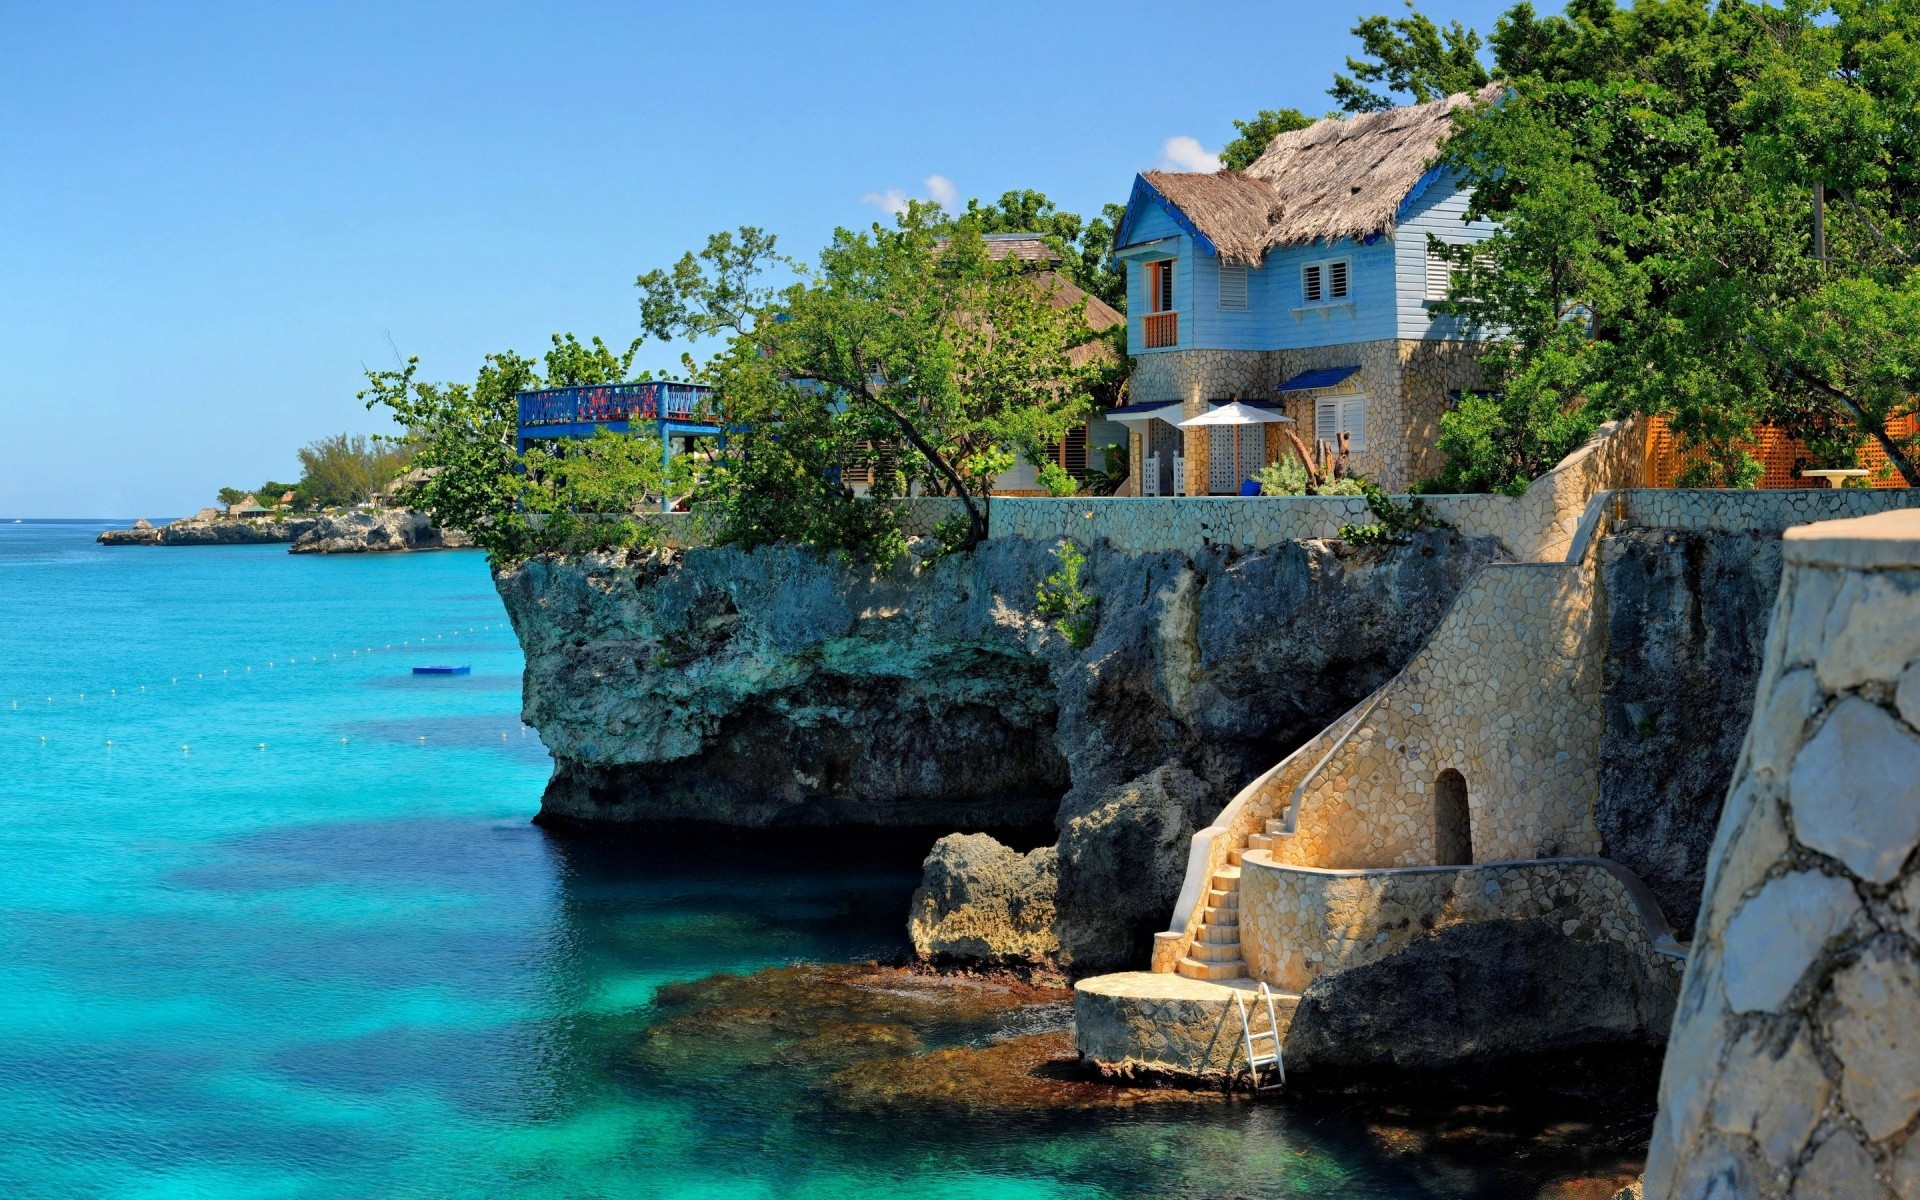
1174;824;1284;981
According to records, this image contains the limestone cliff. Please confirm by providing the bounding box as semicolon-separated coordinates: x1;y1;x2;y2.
1598;529;1785;939
289;511;472;554
496;530;1503;973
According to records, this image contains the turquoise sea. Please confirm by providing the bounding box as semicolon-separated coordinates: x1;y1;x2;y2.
0;521;1635;1199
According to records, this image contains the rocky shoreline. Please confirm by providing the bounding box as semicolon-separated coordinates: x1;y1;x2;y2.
98;510;470;554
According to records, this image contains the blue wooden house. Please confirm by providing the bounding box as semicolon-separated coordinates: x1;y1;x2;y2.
1108;87;1501;494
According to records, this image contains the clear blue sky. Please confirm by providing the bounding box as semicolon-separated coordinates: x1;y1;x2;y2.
1;0;1508;518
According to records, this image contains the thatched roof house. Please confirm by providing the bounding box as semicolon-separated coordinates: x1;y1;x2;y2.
1110;88;1504;495
1123;84;1502;266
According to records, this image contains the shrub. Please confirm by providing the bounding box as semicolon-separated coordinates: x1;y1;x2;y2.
1034;541;1097;649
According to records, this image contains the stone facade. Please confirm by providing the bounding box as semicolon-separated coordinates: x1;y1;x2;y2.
1277;560;1606;870
1644;510;1920;1198
1124;339;1487;492
1237;854;1685;996
1074;972;1281;1077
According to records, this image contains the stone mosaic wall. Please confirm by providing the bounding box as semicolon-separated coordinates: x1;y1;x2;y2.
1616;487;1920;536
1237;853;1685;996
1073;971;1284;1077
996;416;1649;564
1126;340;1489;491
1273;561;1606;869
1644;510;1920;1198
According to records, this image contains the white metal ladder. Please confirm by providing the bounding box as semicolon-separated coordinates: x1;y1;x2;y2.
1233;982;1286;1091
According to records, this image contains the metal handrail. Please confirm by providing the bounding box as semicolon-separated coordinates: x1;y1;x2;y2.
517;382;714;427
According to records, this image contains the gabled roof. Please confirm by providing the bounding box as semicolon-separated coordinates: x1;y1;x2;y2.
1243;84;1500;248
1134;172;1285;266
1118;85;1500;265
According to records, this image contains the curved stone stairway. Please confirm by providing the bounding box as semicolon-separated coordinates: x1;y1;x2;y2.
1175;825;1284;981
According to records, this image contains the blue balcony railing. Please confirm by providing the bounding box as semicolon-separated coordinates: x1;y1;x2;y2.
517;381;715;429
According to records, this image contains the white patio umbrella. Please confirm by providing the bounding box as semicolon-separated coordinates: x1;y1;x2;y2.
1177;402;1295;491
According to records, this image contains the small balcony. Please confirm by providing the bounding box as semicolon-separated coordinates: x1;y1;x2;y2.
1143;311;1179;349
518;381;714;431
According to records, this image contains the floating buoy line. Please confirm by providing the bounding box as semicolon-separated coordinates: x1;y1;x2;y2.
9;622;532;752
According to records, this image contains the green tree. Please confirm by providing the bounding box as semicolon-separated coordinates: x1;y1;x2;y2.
641;209;1109;554
1219;108;1315;170
960;189;1127;310
1331;1;1491;112
294;433;413;508
1423;0;1920;490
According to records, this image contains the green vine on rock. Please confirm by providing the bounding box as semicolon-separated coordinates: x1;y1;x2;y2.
1338;483;1455;547
1035;541;1097;650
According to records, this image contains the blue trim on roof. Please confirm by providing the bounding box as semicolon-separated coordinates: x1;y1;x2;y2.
1107;401;1182;416
1114;174;1218;258
1395;165;1449;225
1276;365;1361;392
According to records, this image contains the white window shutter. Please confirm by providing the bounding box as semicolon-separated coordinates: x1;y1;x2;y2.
1329;259;1349;299
1219;263;1248;311
1341;396;1369;452
1426;247;1453;300
1302;264;1323;303
1315;396;1339;446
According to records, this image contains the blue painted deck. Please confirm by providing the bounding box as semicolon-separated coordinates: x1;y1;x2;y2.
516;382;720;451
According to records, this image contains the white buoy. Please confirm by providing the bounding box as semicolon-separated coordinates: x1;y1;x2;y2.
105;740;112;747
181;745;189;753
258;743;266;750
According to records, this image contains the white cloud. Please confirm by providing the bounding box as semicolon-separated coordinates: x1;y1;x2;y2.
861;174;959;216
860;186;912;216
1159;135;1222;173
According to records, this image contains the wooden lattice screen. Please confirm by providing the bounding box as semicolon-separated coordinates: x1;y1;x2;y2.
1642;414;1916;489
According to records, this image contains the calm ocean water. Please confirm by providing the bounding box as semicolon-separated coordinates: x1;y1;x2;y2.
0;521;1607;1199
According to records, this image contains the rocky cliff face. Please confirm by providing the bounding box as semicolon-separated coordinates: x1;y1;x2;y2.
497;530;1504;974
1597;529;1784;939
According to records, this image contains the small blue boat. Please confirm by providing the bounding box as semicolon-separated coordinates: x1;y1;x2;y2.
412;665;471;676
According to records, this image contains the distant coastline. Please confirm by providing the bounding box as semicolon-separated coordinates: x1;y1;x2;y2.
94;510;471;554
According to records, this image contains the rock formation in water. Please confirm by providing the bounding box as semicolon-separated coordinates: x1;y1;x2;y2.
98;516;320;545
288;511;471;554
98;510;468;553
496;529;1503;973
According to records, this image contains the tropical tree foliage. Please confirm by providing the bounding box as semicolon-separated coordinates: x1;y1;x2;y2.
294;433;414;508
360;334;677;561
961;189;1128;310
1219;108;1316;170
1396;0;1920;491
639;205;1112;558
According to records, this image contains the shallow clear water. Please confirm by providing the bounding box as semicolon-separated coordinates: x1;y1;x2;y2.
0;521;1610;1199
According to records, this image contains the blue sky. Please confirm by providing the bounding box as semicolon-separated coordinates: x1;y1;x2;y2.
1;0;1508;518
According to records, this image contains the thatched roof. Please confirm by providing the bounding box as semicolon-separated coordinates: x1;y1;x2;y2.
1244;84;1500;247
982;233;1058;262
1133;86;1500;264
1136;171;1286;266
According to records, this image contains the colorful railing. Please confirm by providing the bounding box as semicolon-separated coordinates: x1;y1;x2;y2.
517;382;715;429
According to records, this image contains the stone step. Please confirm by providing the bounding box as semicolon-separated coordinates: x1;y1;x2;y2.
1226;846;1244;866
1203;904;1240;927
1195;924;1241;945
1211;867;1241;890
1207;888;1239;910
1191;940;1243;962
1247;833;1274;852
1176;956;1247;982
1265;819;1287;836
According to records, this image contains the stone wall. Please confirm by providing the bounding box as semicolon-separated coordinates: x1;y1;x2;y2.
1126;340;1488;491
1644;510;1920;1198
1275;560;1606;869
1615;486;1920;534
994;416;1649;564
1237;853;1685;994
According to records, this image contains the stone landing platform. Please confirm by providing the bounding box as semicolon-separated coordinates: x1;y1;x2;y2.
1074;971;1298;1079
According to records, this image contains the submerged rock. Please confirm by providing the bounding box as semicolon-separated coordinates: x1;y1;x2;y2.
829;1029;1220;1111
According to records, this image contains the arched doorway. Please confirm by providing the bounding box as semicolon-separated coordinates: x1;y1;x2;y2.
1435;769;1472;865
